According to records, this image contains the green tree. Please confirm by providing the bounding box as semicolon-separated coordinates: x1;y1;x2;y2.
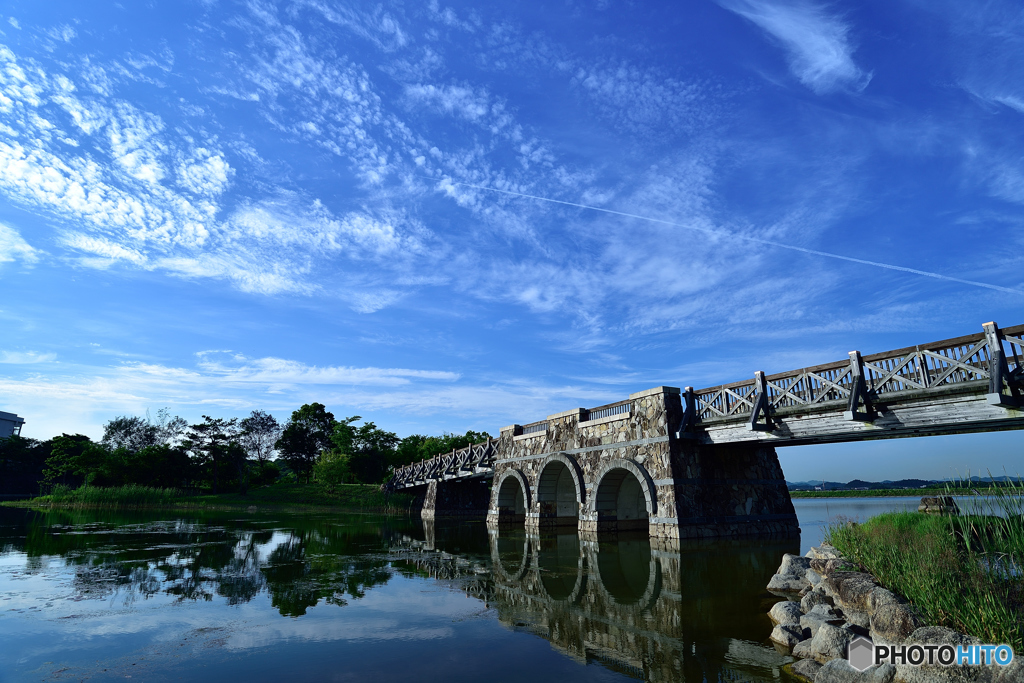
185;416;238;494
42;434;109;486
239;410;281;487
0;435;48;494
276;403;336;483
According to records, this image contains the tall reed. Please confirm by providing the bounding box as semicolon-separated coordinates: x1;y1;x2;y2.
42;484;183;509
827;477;1024;650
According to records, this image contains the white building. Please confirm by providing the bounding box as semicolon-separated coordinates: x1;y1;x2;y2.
0;411;25;438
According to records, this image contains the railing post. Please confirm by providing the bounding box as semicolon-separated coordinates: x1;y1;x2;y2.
675;386;699;439
843;350;876;422
748;371;774;432
984;321;1022;407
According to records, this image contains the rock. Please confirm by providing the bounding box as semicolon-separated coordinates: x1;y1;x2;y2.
866;587;902;613
844;608;871;630
791;658;822;680
771;623;806;648
995;656;1024;683
810;544;842;560
769;600;803;625
802;590;835;613
918;496;959;514
807;567;824;585
811;558;847;576
869;602;922;643
793;638;814;659
779;553;814;576
800;610;846;638
768;573;810;593
824;572;878;612
814;659;896;683
809;623;855;663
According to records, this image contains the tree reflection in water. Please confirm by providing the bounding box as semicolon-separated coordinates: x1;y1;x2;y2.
2;508;404;617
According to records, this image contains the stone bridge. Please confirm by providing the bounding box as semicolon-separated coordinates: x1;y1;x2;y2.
385;321;1024;542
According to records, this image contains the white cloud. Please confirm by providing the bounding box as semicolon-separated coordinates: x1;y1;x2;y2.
0;223;39;265
0;350;55;364
719;0;870;94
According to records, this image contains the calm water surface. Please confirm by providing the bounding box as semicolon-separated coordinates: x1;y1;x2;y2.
0;498;923;682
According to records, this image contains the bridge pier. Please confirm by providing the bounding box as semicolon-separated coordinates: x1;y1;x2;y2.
419;479;492;520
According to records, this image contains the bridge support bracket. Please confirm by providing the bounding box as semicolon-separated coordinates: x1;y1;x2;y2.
844;350;877;423
748;371;775;432
674;386;702;439
984;322;1024;409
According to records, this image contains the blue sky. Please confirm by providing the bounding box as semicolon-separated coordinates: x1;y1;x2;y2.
1;0;1023;481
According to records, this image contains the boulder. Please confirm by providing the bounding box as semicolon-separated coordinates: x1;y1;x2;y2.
771;623;807;649
778;553;814;576
866;587;902;613
768;573;810;593
769;600;803;625
809;623;855;663
843;608;871;630
793;638;814;659
810;544;842;560
790;658;822;681
807;568;824;586
800;610;846;638
824;572;878;612
869;602;922;643
814;659;896;683
802;590;835;613
918;496;959;514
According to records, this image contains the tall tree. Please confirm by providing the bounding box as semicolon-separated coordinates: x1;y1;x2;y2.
238;410;281;467
42;434;108;486
185;416;237;494
276;403;336;483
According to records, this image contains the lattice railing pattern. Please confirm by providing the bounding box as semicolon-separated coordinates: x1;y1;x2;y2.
384;439;495;490
693;323;1024;423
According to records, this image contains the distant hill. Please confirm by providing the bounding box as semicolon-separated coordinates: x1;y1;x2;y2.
786;475;1022;491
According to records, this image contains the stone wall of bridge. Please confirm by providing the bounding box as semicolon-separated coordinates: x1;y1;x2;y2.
481;385;798;541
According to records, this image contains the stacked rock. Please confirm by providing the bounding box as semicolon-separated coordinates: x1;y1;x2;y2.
765;545;1021;682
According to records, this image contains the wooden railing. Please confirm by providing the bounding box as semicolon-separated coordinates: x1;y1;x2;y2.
384;439;495;491
687;321;1024;430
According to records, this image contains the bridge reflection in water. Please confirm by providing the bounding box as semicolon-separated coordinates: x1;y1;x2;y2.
394;520;799;682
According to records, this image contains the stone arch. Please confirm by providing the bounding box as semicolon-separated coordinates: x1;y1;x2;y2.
494;469;530;524
536;453;584;526
591;459;657;531
534;533;587;604
590;539;662;610
488;528;530;582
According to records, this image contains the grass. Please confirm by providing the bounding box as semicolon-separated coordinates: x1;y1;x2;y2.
826;479;1024;650
4;482;416;514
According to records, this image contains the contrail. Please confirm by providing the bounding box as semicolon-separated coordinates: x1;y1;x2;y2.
438;179;1024;296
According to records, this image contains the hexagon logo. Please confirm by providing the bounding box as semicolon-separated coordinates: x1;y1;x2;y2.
848;636;875;672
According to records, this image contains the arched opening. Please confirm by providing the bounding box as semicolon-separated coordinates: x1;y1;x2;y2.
496;475;526;524
536;532;585;601
596;538;658;606
595;467;650;532
537;460;580;527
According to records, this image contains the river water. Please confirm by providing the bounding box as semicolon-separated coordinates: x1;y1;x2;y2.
0;497;924;682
